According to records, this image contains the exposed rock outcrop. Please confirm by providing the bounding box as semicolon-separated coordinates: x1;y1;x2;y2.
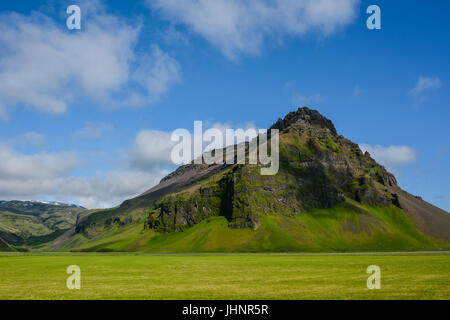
142;107;400;232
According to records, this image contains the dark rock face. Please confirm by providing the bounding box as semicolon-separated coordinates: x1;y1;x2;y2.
270;107;338;136
144;184;219;232
141;107;400;233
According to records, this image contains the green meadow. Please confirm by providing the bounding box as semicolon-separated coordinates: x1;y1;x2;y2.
0;252;449;299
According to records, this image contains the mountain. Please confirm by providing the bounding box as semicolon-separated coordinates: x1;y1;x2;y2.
48;107;450;252
0;200;86;251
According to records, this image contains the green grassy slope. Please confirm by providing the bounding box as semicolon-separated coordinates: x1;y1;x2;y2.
0;201;84;251
0;237;13;251
47;199;449;253
1;252;449;299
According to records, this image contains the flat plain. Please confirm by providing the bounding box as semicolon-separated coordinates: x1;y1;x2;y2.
0;252;449;299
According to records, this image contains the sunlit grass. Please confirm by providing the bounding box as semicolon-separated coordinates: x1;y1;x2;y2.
0;252;448;300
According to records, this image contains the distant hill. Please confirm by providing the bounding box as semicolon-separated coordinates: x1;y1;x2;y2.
0;200;85;251
47;107;450;252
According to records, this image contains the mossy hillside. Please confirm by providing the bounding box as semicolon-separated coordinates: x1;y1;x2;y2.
140;124;399;235
47;199;448;253
0;237;13;251
0;201;84;250
62;124;435;252
52;107;450;253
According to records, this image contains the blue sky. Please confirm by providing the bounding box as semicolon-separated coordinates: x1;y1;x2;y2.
0;0;448;210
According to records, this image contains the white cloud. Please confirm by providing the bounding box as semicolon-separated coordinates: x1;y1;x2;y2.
9;132;46;147
131;121;259;168
0;5;180;119
292;93;323;106
284;82;295;90
131;130;177;169
0;169;166;209
74;122;113;139
0;121;263;208
47;169;166;209
149;0;359;60
410;76;442;96
131;45;181;106
359;144;416;172
353;85;363;97
0;103;7;121
0;142;168;209
0;144;82;181
161;25;190;46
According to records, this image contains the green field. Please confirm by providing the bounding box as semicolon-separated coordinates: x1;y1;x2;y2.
0;252;449;299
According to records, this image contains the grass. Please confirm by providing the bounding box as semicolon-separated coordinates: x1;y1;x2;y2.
46;201;448;253
0;211;52;236
0;252;449;300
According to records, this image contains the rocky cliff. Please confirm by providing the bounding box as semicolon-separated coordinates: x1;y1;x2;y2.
49;107;450;252
143;107;401;233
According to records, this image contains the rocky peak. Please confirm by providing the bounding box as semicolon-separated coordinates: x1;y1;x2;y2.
270;107;337;136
